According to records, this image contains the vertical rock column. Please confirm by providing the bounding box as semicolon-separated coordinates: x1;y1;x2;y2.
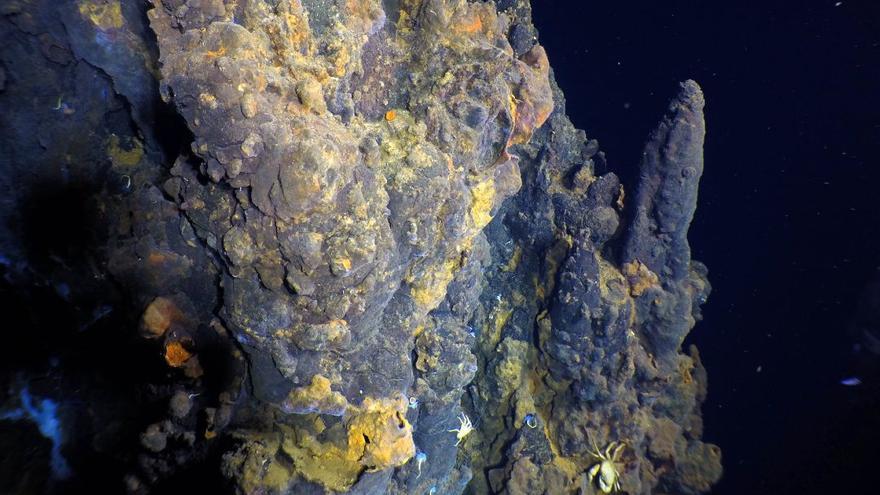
623;80;710;369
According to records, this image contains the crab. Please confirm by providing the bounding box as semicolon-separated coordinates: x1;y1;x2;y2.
448;412;473;446
587;437;626;493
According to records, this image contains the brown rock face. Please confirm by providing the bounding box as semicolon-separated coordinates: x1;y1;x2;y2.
144;0;556;491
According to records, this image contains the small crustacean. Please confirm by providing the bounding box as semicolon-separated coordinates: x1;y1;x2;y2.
586;434;626;493
448;412;473;446
408;396;420;409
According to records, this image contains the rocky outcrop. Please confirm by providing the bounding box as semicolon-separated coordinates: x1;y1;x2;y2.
461;70;720;493
0;0;720;494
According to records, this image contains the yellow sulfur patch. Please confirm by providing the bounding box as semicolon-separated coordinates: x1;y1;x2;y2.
469;178;496;231
106;134;143;168
284;375;349;414
346;397;415;470
622;260;660;297
412;324;425;337
280;395;415;491
502;245;522;272
409;257;458;310
78;0;124;30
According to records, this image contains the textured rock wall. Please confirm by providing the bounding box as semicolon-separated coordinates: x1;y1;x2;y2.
0;0;720;493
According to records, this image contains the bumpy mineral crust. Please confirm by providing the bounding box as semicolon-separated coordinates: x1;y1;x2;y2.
0;0;721;494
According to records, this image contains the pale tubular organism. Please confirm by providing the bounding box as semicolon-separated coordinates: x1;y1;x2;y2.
448;412;473;446
415;450;427;477
587;435;626;493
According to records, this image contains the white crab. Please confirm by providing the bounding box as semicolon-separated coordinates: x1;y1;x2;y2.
587;439;625;493
448;412;473;446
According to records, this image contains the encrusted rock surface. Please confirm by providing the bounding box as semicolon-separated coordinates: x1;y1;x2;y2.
0;0;721;493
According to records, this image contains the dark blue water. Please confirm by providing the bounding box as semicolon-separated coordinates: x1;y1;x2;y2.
533;1;880;493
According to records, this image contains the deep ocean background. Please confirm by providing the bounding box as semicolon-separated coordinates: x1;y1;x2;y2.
533;1;880;493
